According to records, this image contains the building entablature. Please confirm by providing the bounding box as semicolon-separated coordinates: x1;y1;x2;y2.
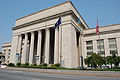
1;42;11;48
13;1;88;31
83;24;120;37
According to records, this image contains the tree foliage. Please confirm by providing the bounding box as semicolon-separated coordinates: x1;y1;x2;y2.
84;53;105;69
106;53;120;68
84;53;120;69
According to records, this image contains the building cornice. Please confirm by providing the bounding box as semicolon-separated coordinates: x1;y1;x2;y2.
84;29;120;37
1;45;11;48
12;20;71;36
84;24;120;30
12;10;78;30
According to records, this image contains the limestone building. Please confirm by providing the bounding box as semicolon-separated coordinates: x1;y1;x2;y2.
83;24;120;58
1;42;11;64
9;1;120;68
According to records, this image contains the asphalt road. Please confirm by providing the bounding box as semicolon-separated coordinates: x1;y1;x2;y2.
0;69;120;80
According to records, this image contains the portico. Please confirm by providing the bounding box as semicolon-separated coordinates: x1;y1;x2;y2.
10;1;88;68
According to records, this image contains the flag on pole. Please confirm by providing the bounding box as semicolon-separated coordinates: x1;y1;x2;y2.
96;19;99;34
76;17;82;31
54;17;61;29
77;17;82;25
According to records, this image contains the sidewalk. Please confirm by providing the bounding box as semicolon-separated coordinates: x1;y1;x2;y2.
2;67;120;77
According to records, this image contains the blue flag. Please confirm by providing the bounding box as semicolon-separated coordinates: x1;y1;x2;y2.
54;17;61;29
77;18;81;25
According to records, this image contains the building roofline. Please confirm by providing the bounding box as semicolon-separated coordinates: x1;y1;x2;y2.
13;10;73;30
2;42;11;44
15;1;88;29
16;1;71;21
84;23;120;30
68;1;89;28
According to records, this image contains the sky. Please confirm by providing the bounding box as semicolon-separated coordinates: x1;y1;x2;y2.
0;0;120;51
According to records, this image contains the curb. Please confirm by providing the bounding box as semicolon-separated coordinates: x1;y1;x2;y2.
1;67;120;77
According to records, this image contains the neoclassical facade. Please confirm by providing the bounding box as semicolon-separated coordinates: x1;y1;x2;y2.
83;24;120;58
9;1;120;68
10;1;88;68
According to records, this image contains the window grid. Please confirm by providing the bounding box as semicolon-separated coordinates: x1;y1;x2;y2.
108;38;118;54
86;41;93;55
97;39;105;55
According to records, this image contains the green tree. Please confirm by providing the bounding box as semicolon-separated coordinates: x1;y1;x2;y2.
106;56;113;68
84;53;105;69
84;57;91;67
114;56;120;68
107;53;120;68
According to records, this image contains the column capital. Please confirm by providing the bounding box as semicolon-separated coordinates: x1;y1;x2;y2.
24;33;28;36
30;31;34;34
38;30;42;32
45;28;50;31
18;34;22;37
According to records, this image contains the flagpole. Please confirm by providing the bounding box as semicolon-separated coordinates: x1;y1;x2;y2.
96;19;102;55
98;32;101;54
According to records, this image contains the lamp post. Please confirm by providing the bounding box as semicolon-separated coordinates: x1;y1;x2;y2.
16;53;19;64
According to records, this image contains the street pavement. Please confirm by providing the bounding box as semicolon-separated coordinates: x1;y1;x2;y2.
0;69;120;80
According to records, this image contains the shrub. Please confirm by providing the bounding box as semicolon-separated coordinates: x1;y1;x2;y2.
42;63;48;67
17;63;21;66
25;63;29;66
38;64;42;67
54;63;60;67
31;64;37;66
8;63;14;67
21;63;29;67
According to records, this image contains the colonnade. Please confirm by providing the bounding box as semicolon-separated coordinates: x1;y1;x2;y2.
16;28;59;65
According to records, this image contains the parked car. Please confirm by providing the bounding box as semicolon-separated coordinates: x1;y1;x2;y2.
101;65;110;69
0;64;7;68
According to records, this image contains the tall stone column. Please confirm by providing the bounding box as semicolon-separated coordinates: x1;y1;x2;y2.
36;30;42;65
17;35;22;62
17;35;22;53
78;33;82;67
54;28;59;64
104;38;110;56
29;32;35;64
21;33;28;64
44;28;50;64
10;36;19;64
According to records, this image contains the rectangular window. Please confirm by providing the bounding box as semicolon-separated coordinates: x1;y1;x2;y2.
97;39;105;55
8;53;10;55
108;38;117;54
8;56;10;58
86;41;93;55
